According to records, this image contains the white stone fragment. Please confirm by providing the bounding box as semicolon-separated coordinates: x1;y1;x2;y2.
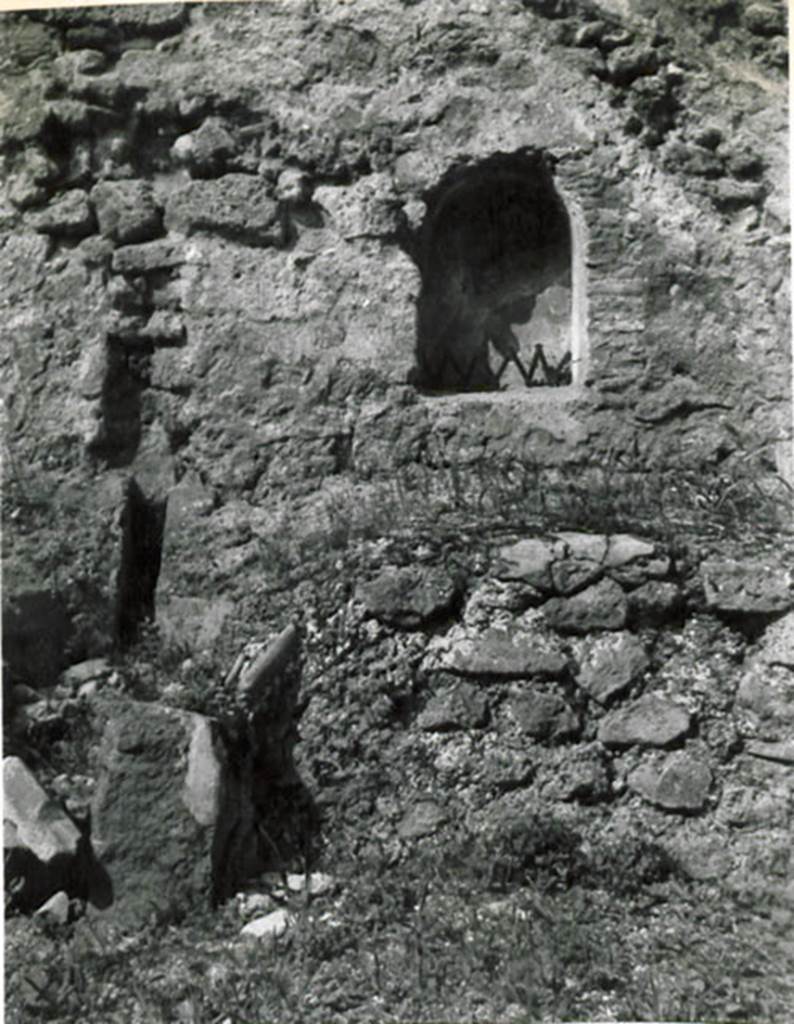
240;908;290;940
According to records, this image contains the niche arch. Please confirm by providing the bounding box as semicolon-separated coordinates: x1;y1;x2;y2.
411;151;586;393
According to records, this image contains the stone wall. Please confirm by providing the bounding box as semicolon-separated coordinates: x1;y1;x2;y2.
6;527;794;935
1;0;790;664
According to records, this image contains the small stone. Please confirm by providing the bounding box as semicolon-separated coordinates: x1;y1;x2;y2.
608;555;671;589
627;581;682;626
3;757;81;863
711;179;766;212
576;632;649;705
417;680;489;731
598;694;691;748
276;168;311;204
72;48;107;74
701;558;794;614
356;566;461;628
28;189;95;238
550;557;603;596
111;239;184;274
543;579;628;635
91;180;163;245
736;664;794;735
77;681;99;700
35;890;71;924
237;892;274;917
462;579;543;627
9;175;48;210
240;908;290;940
397;800;447;839
606;44;660;86
171;117;236;178
628;753;712;811
744;2;785;36
286;872;334;895
507;689;580;741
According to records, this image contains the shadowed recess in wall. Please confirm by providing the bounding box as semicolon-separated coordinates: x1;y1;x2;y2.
411;150;573;392
115;478;167;647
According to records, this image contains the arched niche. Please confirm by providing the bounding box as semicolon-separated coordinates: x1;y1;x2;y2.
412;151;581;392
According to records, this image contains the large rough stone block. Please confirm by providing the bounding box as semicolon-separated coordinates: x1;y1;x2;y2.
575;631;649;704
507;687;581;741
495;537;566;590
91;180;163;244
356;566;462;628
744;3;786;37
165;175;282;246
736;663;794;737
423;624;568;680
701;558;794;615
543;579;628;634
417;678;489;731
28;189;95;238
628;752;712;811
314;174;404;240
598;694;691;748
626;580;682;626
111;239;184;274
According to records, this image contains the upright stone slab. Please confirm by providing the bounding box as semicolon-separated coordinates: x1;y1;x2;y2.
90;698;254;928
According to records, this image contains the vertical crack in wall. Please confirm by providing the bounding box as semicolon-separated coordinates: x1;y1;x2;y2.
115;477;167;647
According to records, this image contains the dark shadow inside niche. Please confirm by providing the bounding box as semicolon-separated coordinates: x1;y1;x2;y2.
114;477;166;647
410;150;573;393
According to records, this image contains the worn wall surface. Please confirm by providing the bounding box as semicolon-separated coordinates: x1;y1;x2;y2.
1;0;790;663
